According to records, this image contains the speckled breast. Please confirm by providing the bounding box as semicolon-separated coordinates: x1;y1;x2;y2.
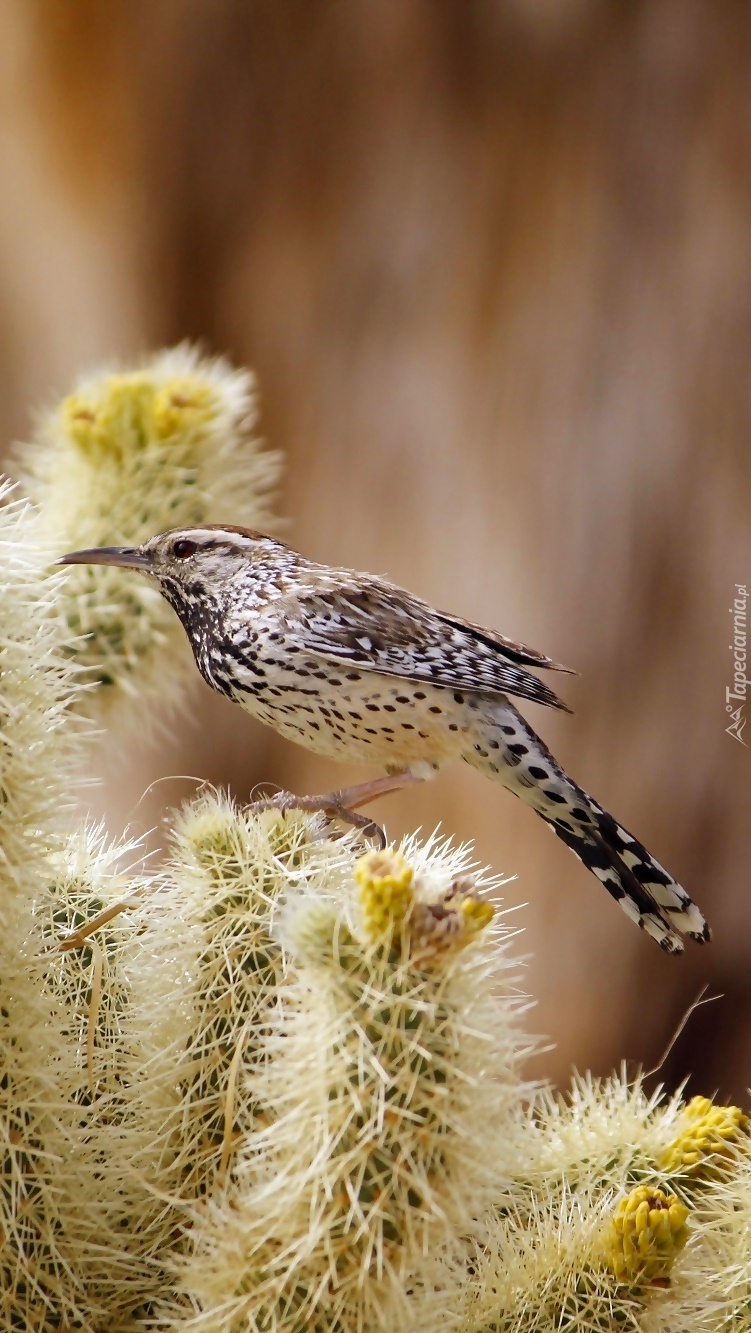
229;653;472;770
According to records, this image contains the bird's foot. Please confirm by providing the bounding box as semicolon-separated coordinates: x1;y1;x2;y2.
246;771;424;849
246;788;386;848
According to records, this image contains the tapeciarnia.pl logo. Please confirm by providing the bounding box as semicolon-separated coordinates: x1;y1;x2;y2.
726;583;748;746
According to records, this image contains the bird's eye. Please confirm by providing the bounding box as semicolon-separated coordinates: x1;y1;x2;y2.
172;538;197;560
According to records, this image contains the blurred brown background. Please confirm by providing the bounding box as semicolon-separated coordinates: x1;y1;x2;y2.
1;0;749;1095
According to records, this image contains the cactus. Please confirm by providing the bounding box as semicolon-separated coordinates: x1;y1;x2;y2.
0;349;748;1330
165;840;529;1330
15;345;280;726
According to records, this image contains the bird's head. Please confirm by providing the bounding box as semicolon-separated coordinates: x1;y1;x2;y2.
59;525;293;618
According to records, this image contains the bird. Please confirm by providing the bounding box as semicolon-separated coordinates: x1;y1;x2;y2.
59;525;710;954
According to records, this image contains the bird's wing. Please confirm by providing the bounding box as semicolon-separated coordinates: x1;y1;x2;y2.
280;577;573;712
432;608;574;674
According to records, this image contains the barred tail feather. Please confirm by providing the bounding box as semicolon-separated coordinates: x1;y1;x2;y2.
464;700;711;953
545;804;710;954
592;801;709;942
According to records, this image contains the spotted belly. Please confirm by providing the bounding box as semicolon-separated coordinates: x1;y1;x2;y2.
230;667;471;771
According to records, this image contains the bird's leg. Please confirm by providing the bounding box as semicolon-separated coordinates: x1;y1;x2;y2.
246;770;425;848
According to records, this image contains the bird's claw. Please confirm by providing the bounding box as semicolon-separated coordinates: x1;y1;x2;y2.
246;789;386;848
323;799;387;849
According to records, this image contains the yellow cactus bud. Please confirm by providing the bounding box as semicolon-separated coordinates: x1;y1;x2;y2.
152;376;217;439
661;1095;749;1177
62;371;224;461
62;375;161;460
61;392;102;450
460;894;495;934
606;1184;689;1285
355;848;414;939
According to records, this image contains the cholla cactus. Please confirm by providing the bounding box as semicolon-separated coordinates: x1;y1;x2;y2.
0;488;87;1324
0;350;750;1331
0;484;85;882
645;1143;751;1332
167;839;530;1331
123;793;348;1202
0;478;190;1325
16;344;280;723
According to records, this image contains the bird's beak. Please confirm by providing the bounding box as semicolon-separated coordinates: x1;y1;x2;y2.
58;546;153;570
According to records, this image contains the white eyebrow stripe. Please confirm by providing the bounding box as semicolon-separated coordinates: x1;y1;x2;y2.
167;527;258;547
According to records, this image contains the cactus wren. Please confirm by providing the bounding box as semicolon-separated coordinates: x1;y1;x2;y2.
60;526;710;954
